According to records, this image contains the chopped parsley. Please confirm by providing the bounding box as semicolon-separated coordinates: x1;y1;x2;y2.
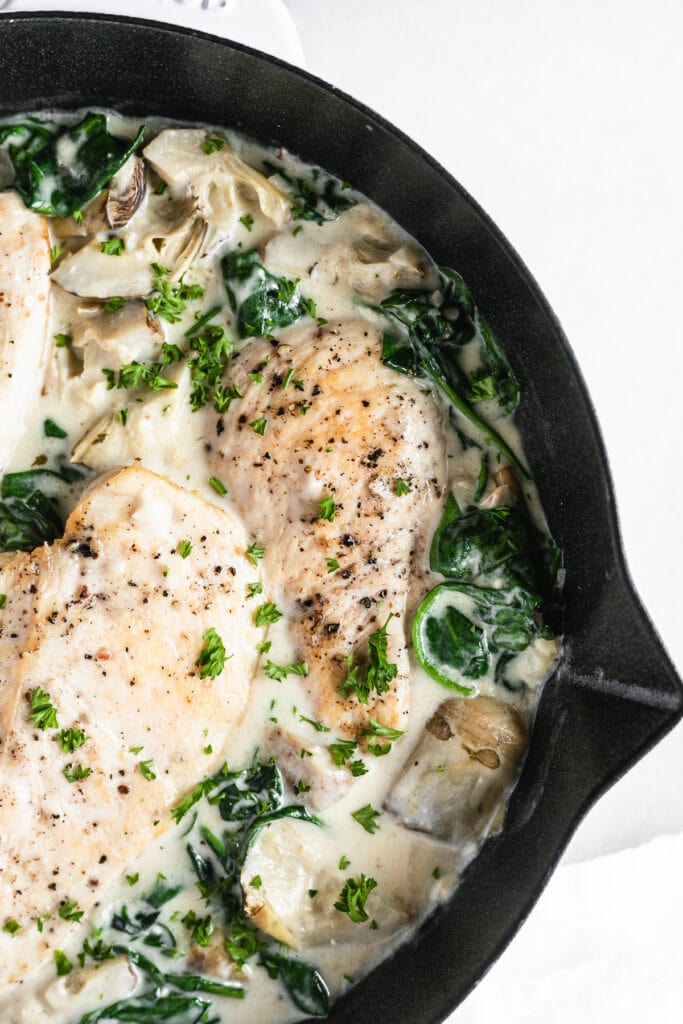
296;779;311;794
196;627;228;679
349;759;369;777
139;759;157;781
301;296;317;318
28;686;59;731
202;135;225;155
395;477;413;496
117;408;128;426
56;727;89;753
246;581;263;599
54;332;72;348
299;714;331;733
249;417;268;436
104;345;180;392
188;324;234;412
254;602;283;627
105;295;127;313
3;919;20;937
250;875;262;890
351;804;381;834
256;640;272;655
338;615;398;704
146;263;204;324
63;763;92;784
100;236;124;256
171;776;221;824
126;873;139;887
208;476;228;497
339;854;351;870
264;660;308;681
334;874;377;923
177;539;192;558
329;739;356;766
0;595;5;610
239;212;255;231
283;367;305;390
314;492;336;522
44;418;67;439
58;901;84;923
325;557;340;573
245;542;265;566
362;718;404;757
50;244;64;264
54;949;73;976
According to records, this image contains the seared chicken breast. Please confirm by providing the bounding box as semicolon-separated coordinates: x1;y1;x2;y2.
0;192;50;473
208;319;448;737
0;465;259;986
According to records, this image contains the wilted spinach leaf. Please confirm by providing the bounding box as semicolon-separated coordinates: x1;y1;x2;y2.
80;992;212;1023
261;950;330;1017
0;112;146;218
375;266;527;478
0;467;82;552
264;160;356;223
415;492;561;688
222;249;309;338
430;501;560;601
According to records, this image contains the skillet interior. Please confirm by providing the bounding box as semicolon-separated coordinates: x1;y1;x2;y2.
0;13;680;1022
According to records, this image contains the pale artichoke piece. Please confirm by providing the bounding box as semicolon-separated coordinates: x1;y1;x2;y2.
138;197;207;281
51;237;154;298
266;727;352;811
143;128;291;232
265;202;431;303
385;696;526;846
481;465;522;509
241;819;409;950
52;155;146;237
52;193;207;298
71;365;193;474
70;412;117;465
72;301;163;372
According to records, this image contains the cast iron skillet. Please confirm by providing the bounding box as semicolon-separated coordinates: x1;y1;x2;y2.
0;12;680;1023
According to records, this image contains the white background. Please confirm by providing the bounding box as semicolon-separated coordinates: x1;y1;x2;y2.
2;1;682;1020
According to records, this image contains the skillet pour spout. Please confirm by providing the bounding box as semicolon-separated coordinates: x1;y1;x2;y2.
0;12;680;1023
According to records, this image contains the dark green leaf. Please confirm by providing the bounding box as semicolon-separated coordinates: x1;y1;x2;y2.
374;266;528;478
260;951;330;1017
222;250;309;338
1;113;146;218
264;160;356;224
80;992;211;1023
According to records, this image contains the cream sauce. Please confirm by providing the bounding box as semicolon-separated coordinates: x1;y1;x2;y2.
0;111;560;1023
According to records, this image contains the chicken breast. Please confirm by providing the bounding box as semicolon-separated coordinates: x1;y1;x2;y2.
207;319;448;737
0;191;50;474
0;465;259;986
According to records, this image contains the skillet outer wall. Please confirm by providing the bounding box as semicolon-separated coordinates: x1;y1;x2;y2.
0;13;680;1024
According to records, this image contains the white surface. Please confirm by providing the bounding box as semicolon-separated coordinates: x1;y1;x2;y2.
3;1;682;1019
0;0;305;65
282;1;683;1020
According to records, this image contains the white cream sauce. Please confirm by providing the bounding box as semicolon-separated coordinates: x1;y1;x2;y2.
0;111;559;1023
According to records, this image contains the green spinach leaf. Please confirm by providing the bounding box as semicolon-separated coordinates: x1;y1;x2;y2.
0;467;82;552
375;267;527;478
0;112;146;218
222;249;309;338
264;161;356;223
